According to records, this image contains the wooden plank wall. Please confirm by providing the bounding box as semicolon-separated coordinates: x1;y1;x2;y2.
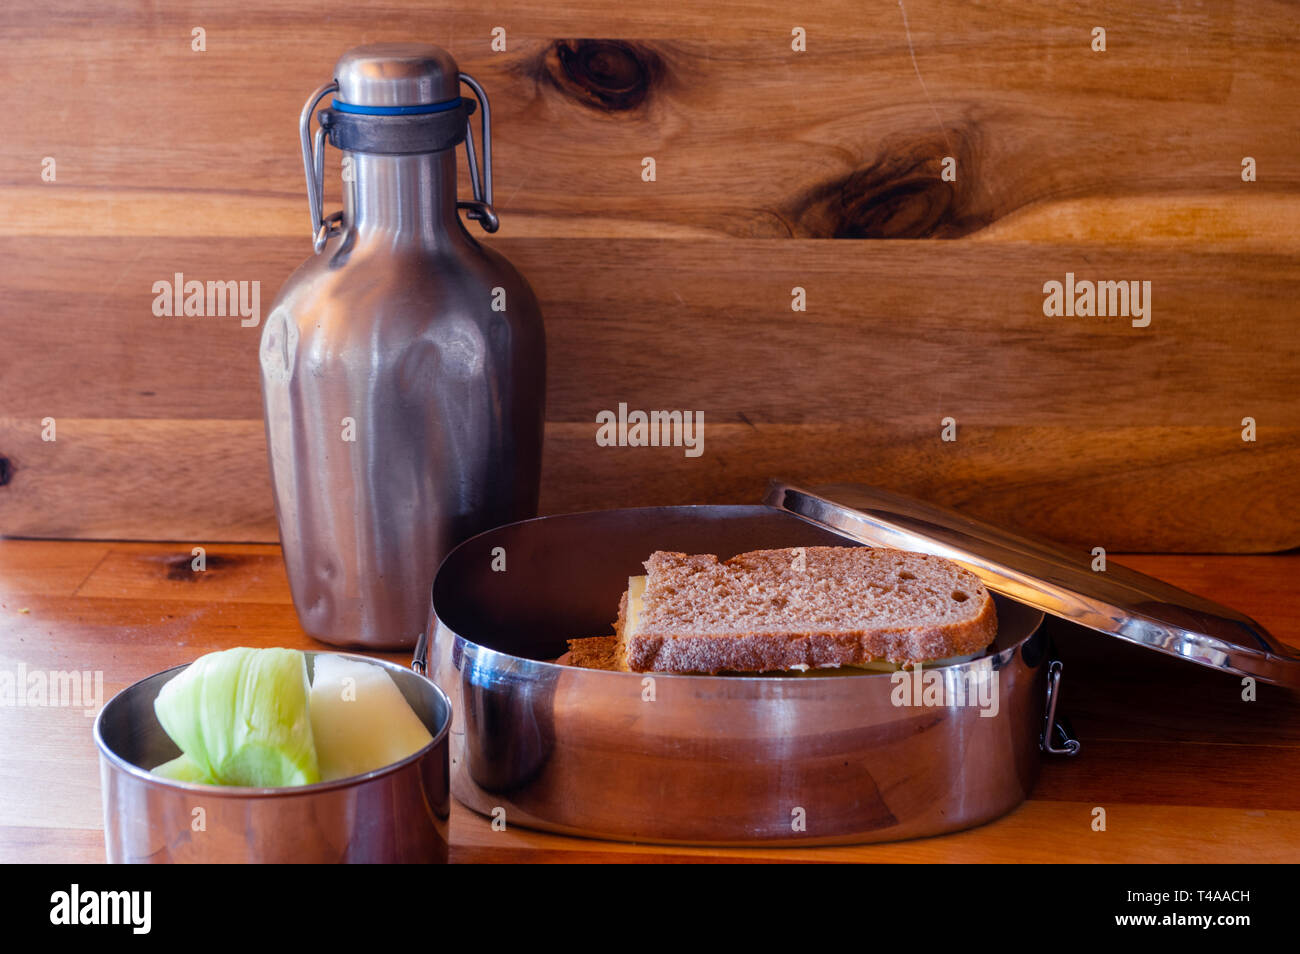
1;1;1297;551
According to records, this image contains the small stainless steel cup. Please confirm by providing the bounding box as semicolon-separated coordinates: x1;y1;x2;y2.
95;652;451;863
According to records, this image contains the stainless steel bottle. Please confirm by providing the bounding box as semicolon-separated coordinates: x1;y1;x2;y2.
260;44;545;649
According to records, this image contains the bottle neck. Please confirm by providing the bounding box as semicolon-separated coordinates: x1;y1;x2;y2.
343;150;463;246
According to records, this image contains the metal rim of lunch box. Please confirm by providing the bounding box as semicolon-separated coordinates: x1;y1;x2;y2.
94;652;453;796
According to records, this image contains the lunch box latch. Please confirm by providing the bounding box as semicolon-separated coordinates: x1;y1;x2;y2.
1040;660;1080;756
412;629;428;676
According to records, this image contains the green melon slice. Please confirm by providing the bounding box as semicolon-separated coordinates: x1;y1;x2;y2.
153;647;320;787
151;753;215;784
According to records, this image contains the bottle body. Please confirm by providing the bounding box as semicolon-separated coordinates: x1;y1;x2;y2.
260;150;545;648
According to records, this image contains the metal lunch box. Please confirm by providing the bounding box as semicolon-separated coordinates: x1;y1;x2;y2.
95;652;451;863
423;503;1057;846
422;480;1300;846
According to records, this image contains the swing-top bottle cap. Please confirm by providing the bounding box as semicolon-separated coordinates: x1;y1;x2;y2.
333;43;462;111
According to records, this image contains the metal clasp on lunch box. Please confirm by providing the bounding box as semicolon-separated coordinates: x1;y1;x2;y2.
412;629;428;676
1040;659;1080;756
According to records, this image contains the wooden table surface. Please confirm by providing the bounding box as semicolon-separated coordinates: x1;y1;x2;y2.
1;538;1297;863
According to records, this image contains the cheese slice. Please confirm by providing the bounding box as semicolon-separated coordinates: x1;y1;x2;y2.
625;574;647;636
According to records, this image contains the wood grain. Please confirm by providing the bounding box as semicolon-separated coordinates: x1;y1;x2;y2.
2;418;1297;550
2;237;1298;548
3;3;1297;238
1;1;1298;548
9;798;1300;864
4;238;1297;427
1;539;1296;863
448;801;1300;864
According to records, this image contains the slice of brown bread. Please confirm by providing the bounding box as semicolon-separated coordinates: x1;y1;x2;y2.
563;635;621;671
615;546;996;674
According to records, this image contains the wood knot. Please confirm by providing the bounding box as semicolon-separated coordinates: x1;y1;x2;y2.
0;456;12;487
787;128;986;238
543;40;661;112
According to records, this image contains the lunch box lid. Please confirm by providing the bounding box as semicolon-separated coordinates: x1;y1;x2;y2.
765;479;1300;689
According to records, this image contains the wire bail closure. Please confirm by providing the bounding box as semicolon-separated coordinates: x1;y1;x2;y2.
299;81;338;253
457;73;499;234
1040;660;1081;756
298;73;500;254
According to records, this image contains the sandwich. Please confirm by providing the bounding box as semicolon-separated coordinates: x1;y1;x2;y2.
564;546;996;675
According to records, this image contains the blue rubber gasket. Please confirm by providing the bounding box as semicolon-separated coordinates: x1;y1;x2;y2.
330;97;464;116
